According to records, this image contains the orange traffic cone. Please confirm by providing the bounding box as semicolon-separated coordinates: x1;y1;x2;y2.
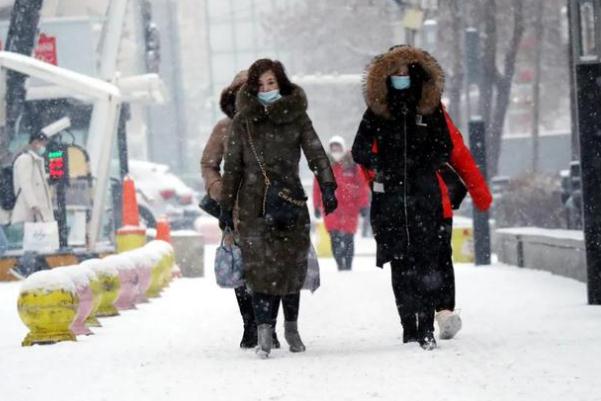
116;176;146;252
155;218;171;243
122;176;140;227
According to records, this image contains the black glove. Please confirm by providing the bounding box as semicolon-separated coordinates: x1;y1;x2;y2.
360;207;369;218
322;184;338;216
314;208;321;219
199;194;221;219
219;209;234;231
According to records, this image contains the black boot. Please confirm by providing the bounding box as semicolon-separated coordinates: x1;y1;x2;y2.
401;314;418;343
272;329;281;349
235;287;257;349
240;325;257;349
417;311;437;351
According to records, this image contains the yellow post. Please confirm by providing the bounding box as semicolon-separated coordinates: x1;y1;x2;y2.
116;227;147;253
17;271;79;346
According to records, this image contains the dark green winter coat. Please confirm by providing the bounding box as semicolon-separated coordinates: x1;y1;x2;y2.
221;84;335;295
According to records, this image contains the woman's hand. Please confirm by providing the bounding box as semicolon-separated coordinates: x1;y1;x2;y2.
322;184;338;215
219;209;234;230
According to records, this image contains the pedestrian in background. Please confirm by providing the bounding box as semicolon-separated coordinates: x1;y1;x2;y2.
313;136;369;271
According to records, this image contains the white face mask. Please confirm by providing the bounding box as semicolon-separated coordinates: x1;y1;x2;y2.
331;151;344;163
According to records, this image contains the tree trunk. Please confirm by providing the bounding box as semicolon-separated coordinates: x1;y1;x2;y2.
479;0;497;127
531;0;545;172
485;0;524;178
447;0;464;126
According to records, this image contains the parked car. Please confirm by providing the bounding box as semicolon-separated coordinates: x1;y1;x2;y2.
129;160;201;230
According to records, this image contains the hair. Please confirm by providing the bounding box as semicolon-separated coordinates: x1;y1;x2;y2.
29;132;48;144
246;58;294;96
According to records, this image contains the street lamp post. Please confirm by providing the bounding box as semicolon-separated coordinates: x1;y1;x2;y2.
568;0;601;304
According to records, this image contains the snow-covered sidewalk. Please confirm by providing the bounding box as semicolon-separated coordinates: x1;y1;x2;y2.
1;248;600;401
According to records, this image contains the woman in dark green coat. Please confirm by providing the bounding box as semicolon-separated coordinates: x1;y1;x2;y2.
220;59;338;358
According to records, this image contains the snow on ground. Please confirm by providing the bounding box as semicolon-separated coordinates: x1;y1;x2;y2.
1;246;601;401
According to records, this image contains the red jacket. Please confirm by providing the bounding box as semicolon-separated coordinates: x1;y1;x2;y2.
314;155;370;234
359;109;492;219
442;109;493;216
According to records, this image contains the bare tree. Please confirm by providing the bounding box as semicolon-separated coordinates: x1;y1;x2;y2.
478;0;525;178
444;0;464;126
265;0;396;74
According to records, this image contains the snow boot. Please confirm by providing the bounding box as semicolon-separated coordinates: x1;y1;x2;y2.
240;324;257;349
436;309;462;340
419;331;437;351
417;311;437;351
256;324;273;359
284;321;306;353
401;314;418;344
272;330;281;349
235;286;257;349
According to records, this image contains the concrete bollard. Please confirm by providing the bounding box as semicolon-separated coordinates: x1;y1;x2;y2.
84;259;121;317
144;246;164;298
79;259;105;327
127;249;153;304
54;265;97;336
105;254;138;311
18;270;79;346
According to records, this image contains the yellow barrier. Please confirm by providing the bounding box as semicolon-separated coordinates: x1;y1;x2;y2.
316;221;333;258
452;225;475;264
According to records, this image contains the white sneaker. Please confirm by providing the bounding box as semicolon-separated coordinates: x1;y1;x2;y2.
436;310;462;340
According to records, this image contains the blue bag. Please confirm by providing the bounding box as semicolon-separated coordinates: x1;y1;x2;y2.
214;230;245;288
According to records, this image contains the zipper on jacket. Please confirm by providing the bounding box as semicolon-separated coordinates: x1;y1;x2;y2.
401;105;411;249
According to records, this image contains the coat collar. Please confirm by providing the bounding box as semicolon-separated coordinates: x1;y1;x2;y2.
363;46;444;118
236;83;308;124
26;149;44;161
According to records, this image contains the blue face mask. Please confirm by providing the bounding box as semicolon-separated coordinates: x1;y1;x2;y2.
391;75;411;90
258;89;282;105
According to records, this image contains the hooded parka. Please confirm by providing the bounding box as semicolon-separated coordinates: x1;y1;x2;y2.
221;84;335;295
352;46;452;268
201;71;248;201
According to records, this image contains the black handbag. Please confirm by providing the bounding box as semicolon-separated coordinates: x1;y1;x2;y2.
246;119;307;230
440;163;468;210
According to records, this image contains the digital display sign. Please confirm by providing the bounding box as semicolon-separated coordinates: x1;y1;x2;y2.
48;150;65;181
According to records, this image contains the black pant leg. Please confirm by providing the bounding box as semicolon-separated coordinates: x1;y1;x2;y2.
437;219;455;311
252;293;279;325
344;233;355;270
282;292;300;322
234;285;255;327
390;260;419;319
330;231;346;269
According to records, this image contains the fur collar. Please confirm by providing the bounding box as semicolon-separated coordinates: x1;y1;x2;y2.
363;46;444;118
236;84;308;124
220;70;248;119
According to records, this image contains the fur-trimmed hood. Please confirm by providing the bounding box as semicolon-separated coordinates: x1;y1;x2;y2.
363;46;445;118
235;83;308;124
220;70;248;119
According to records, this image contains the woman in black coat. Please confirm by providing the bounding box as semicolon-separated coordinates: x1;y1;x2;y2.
352;45;452;350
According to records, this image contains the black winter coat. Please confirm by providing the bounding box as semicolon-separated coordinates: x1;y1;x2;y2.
352;46;452;268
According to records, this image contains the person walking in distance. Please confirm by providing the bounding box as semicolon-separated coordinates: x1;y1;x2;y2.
313;136;369;271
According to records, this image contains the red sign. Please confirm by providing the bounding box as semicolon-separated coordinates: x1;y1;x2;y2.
34;34;57;65
0;34;58;65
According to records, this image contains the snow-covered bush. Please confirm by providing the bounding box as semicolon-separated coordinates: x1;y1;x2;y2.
494;173;565;228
